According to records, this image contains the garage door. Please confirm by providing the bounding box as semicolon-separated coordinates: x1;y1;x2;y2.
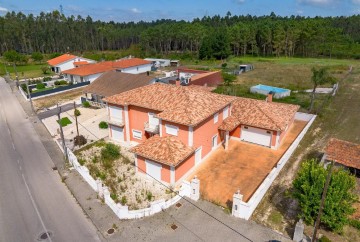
241;126;271;147
111;126;124;142
145;160;162;181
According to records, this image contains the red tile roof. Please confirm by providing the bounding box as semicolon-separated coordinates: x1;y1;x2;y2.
104;83;236;126
219;98;299;131
63;58;151;77
47;54;77;66
325;138;360;170
130;135;195;166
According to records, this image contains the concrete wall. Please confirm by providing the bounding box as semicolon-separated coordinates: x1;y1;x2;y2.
232;113;316;220
122;64;152;74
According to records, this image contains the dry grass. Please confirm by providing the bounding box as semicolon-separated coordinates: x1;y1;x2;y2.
251;63;360;239
33;87;85;111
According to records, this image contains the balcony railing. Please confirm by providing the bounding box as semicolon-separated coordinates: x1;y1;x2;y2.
107;117;124;127
144;121;159;134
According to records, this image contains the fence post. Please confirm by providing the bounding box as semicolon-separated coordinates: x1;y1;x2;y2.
232;189;244;218
190;176;200;201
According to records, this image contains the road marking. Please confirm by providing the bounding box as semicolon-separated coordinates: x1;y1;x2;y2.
22;173;53;242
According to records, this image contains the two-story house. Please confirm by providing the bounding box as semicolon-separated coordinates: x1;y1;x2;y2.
104;83;299;185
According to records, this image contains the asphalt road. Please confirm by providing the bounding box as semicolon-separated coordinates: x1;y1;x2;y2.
0;78;101;242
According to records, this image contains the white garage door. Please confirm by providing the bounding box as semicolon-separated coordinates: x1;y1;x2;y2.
112;126;124;142
241;126;272;147
145;160;162;181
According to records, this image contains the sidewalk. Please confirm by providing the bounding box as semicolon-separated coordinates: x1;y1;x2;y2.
10;81;293;242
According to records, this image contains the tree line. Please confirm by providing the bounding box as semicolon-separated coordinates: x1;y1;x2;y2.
0;11;360;59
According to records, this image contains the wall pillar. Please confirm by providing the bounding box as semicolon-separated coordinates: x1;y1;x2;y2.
190;176;200;201
225;131;230;150
170;166;175;184
232;189;244;218
96;179;104;198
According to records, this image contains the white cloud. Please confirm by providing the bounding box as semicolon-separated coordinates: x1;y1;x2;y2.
0;6;8;12
297;0;337;6
353;0;360;4
235;0;245;4
131;8;141;14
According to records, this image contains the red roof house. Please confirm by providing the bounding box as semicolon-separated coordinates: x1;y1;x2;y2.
325;138;360;171
47;53;95;73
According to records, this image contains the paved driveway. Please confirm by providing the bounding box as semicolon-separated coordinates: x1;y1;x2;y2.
188;120;308;207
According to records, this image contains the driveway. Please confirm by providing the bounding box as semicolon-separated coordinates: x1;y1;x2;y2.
188;119;308;207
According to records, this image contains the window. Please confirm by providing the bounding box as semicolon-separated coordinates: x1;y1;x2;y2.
235;205;238;211
132;130;142;139
214;113;219;123
223;106;229;119
165;124;178;136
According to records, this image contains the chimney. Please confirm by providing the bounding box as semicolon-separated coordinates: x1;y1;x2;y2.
267;92;273;102
175;79;181;86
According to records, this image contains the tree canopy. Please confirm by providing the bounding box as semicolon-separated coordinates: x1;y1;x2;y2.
0;11;360;59
292;159;357;233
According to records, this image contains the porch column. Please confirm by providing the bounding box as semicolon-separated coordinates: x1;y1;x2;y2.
124;105;130;144
225;131;230;150
170;166;175;184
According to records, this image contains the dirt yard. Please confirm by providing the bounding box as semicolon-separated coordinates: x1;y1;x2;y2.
33;87;85;111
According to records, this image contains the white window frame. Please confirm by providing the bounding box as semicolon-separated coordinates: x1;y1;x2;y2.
212;134;218;149
214;113;219;123
132;129;142;140
223;106;229;119
165;124;179;136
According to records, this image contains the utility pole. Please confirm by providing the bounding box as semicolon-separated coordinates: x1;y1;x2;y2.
26;79;35;113
312;161;334;242
73;101;79;136
57;105;68;161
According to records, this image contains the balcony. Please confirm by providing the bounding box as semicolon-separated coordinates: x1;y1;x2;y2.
144;121;159;134
107;117;124;127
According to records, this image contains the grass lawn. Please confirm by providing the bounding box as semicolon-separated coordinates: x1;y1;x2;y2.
0;63;52;79
31;86;54;93
57;117;72;127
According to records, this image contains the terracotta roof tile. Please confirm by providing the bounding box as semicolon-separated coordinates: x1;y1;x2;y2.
219;98;299;131
47;54;77;66
130;135;195;166
104;83;236;126
326;138;360;170
63;58;151;77
83;71;153;97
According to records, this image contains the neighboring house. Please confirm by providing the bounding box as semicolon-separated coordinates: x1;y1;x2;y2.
177;68;223;87
62;58;152;84
82;71;155;106
144;58;171;68
104;84;299;185
324;138;360;175
47;54;95;73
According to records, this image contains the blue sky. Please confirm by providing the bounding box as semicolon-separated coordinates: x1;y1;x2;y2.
0;0;359;22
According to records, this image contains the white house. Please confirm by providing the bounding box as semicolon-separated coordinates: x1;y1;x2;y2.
47;54;96;73
144;58;171;68
62;58;152;84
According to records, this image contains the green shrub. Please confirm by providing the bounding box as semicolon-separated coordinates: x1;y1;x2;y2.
54;80;60;85
99;121;108;129
120;196;127;205
36;83;46;89
101;143;120;162
59;80;67;85
78;158;86;166
110;193;119;203
41;66;49;74
57;117;72;127
74;109;81;117
82;101;90;108
221;63;227;68
43;77;52;82
146;191;153;201
97;172;107;181
91;156;98;164
349;219;360;231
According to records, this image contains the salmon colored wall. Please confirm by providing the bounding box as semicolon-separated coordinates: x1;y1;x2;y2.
137;156;146;174
128;105;159;143
193;108;225;158
161;121;188;145
230;126;241;138
271;131;277;147
161;164;171;183
175;154;195;181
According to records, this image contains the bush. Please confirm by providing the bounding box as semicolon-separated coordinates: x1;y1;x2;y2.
54;80;60;85
54;80;67;85
57;117;72;127
36;83;46;89
221;63;228;68
74;109;81;117
319;235;332;242
82;101;90;108
349;219;360;231
146;191;153;201
41;66;49;74
101;143;120;162
110;193;119;203
78;158;86;166
74;135;87;146
121;196;127;205
99;121;108;129
42;77;52;82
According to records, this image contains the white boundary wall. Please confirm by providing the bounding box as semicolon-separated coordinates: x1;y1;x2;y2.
66;147;197;219
232;113;316;220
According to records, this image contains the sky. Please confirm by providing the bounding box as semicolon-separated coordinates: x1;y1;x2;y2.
0;0;359;22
